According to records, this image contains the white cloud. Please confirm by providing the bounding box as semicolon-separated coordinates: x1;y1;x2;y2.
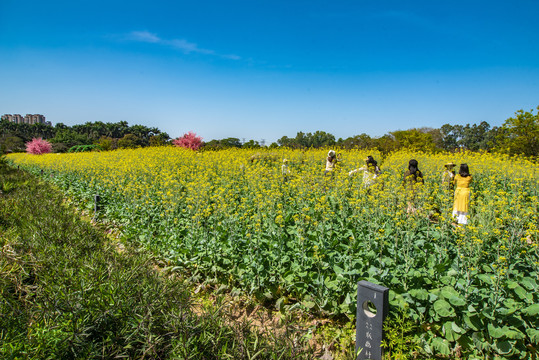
129;31;161;43
127;31;240;60
222;54;241;60
167;39;214;55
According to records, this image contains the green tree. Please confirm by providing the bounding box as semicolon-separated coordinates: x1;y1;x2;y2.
460;121;496;151
243;139;261;149
310;130;336;147
339;133;374;149
128;124;161;146
277;135;294;147
374;134;399;154
149;133;170;147
50;129;90;148
201;137;242;150
117;134;141;149
277;131;336;148
418;127;444;150
96;136;116;151
0;136;25;153
496;106;539;157
439;124;462;151
390;129;436;152
220;137;242;148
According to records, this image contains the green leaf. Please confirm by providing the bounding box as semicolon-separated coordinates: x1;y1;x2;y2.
513;285;529;301
506;280;519;289
464;314;481;331
283;271;295;283
333;264;344;276
526;328;539;343
456;334;473;350
504;327;525;340
275;297;286;311
481;306;496;320
477;274;493;285
431;337;451;355
498;306;517;316
443;321;460;342
302;300;316;309
448;295;466;307
440;276;454;285
433;299;455;317
488;323;505;339
522;303;539;316
447;269;458;277
324;277;339;290
520;277;537;291
451;322;464;334
343;292;352;305
389;292;407;310
488;324;525;340
409;288;429;300
440;287;458;299
494;340;513;355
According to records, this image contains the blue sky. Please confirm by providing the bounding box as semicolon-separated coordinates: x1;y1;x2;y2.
1;0;538;143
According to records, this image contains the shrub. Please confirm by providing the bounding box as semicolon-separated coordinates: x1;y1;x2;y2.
25;138;52;155
173;131;203;150
51;142;69;153
68;144;101;153
96;136;116;151
117;134;140;149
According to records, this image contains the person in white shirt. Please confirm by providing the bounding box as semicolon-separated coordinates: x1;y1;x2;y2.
349;155;381;187
324;150;341;175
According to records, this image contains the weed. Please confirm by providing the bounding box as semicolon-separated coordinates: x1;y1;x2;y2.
382;310;421;359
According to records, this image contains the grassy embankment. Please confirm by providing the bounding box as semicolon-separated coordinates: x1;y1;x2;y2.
0;157;314;359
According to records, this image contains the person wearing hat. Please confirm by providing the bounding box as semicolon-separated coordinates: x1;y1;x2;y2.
324;150;341;176
442;162;456;190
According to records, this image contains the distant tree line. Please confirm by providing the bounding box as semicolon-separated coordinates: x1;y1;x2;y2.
1;106;537;157
210;106;539;157
0;120;170;153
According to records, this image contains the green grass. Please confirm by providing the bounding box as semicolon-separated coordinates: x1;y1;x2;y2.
0;158;313;359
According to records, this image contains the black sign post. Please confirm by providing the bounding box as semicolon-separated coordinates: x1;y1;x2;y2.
94;195;101;215
355;280;389;360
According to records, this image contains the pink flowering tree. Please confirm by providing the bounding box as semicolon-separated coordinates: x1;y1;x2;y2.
172;131;203;150
26;138;53;155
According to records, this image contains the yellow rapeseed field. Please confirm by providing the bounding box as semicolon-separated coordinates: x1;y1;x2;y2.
7;147;539;357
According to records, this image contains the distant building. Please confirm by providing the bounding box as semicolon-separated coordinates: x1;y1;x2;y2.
1;114;51;126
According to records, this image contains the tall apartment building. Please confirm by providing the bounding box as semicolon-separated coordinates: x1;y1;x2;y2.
1;114;51;126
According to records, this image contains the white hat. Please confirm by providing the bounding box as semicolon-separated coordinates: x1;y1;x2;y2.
328;150;336;157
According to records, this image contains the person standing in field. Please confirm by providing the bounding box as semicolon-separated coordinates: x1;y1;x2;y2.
324;150;341;176
403;159;424;186
403;159;424;213
281;158;290;181
349;155;381;188
442;162;456;190
452;163;472;225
